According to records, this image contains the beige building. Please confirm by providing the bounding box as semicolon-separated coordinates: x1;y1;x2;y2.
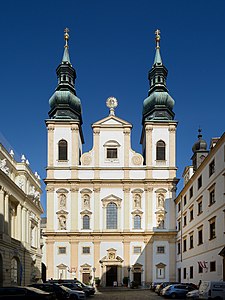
0;142;43;286
44;30;178;286
175;131;225;283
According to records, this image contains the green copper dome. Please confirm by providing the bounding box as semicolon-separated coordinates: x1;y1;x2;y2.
143;91;175;116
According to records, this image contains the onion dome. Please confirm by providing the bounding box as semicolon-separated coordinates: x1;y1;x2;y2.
142;30;175;123
48;28;82;122
192;129;207;153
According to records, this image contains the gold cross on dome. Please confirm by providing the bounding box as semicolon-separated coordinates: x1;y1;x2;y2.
155;29;161;49
64;27;70;48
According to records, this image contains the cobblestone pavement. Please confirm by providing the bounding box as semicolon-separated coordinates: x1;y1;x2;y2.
94;288;184;299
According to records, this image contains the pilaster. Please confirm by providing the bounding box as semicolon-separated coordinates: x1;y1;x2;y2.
0;188;4;233
93;187;100;231
124;128;130;178
70;241;78;277
145;125;153;178
71;187;79;231
123;187;130;231
93;241;100;277
145;187;153;229
46;241;54;279
46;186;54;231
93;128;100;179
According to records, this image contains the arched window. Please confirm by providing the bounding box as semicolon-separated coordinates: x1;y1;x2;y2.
134;215;141;229
11;257;20;285
58;140;67;161
83;215;90;229
156;140;166;161
106;202;117;229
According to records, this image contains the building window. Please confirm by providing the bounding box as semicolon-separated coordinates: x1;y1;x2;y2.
198;175;202;189
83;215;90;229
177;242;181;254
209;189;215;206
58;247;66;254
10;257;20;285
190;266;193;279
82;247;90;254
106;202;117;229
157;246;165;254
178;202;181;212
183;267;186;279
58;139;68;161
189;186;193;199
133;246;141;254
210;261;216;272
107;148;117;159
189;234;194;249
183;238;187;252
134;215;141;229
183;215;187;227
209;217;216;240
198;200;203;215
184;196;187;206
178;220;181;231
156;265;166;279
156;140;166;160
198;227;203;245
209;159;215;177
190;207;194;221
198;264;203;273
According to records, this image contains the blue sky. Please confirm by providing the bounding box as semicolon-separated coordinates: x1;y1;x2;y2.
0;0;224;213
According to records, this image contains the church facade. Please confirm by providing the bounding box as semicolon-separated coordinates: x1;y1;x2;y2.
44;29;178;286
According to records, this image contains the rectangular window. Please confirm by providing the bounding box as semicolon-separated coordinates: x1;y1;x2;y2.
183;238;187;252
190;234;194;249
209;159;215;177
198;175;202;189
184;196;187;206
133;246;141;254
184;215;187;227
198;228;203;245
107;148;117;159
209;189;215;206
198;200;203;215
198;264;203;273
189;186;193;199
82;247;90;254
178;202;181;212
58;247;66;254
157;246;165;254
190;208;194;221
183;267;186;279
177;242;181;254
210;261;216;272
190;266;193;279
178;220;181;231
209;218;216;240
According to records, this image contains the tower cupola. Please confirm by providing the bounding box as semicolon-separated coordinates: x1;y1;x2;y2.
142;30;175;123
191;129;209;171
48;28;82;121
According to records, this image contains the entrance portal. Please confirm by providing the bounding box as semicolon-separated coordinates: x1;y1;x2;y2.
133;272;141;286
106;266;117;287
82;273;90;284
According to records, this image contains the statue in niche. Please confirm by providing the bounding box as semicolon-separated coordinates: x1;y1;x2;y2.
157;214;164;228
134;194;141;208
83;194;90;208
59;194;66;208
158;194;164;208
58;215;66;230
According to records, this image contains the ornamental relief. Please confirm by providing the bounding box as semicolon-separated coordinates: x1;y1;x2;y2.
80;153;92;165
132;154;143;166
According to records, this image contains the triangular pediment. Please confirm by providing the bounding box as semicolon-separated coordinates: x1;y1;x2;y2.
57;263;67;268
102;194;122;201
80;209;92;215
81;263;91;268
107;248;116;252
131;209;143;215
93;115;131;127
56;209;68;215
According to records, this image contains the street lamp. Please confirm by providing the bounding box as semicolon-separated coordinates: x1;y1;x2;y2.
92;267;96;287
127;266;131;288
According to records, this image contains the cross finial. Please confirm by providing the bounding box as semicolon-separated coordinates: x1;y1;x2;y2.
64;27;70;48
155;29;161;49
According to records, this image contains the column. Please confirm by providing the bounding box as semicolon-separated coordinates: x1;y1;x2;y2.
4;193;9;234
70;241;78;278
16;204;22;240
145;125;153;178
93;187;100;231
0;188;4;233
123;187;130;231
93;241;100;277
145;187;153;230
46;186;54;231
71;187;79;231
123;128;130;179
93;128;100;179
46;240;54;279
21;206;26;242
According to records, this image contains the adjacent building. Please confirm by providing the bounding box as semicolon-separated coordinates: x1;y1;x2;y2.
44;29;179;286
175;131;225;283
0;143;43;286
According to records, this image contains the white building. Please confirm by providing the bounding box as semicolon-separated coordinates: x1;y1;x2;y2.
44;29;179;286
175;131;225;283
0;143;43;286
